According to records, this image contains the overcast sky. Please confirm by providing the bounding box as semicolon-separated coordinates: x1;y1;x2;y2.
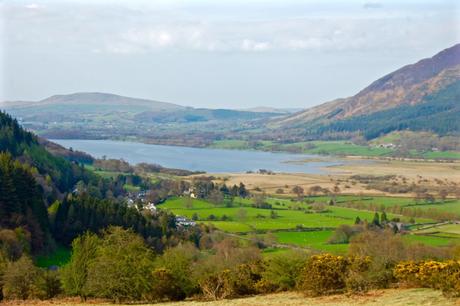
1;0;459;109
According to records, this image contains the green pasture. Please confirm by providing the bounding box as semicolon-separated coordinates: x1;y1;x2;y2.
403;234;460;247
35;245;71;268
160;197;430;233
273;230;348;254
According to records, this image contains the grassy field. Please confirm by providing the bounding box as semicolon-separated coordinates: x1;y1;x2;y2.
159;196;438;252
210;139;393;157
272;230;348;253
6;288;458;306
422;151;460;160
404;234;460;247
35;245;71;268
312;195;460;217
209;138;460;160
160;197;430;234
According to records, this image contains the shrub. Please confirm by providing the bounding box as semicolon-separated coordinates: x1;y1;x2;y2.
297;254;372;296
230;262;262;296
154;243;200;298
60;231;99;298
0;228;30;261
2;256;39;300
198;269;233;300
259;251;307;292
345;270;371;293
85;227;155;302
394;260;460;296
150;268;186;301
193;241;262;300
297;254;350;296
34;270;62;300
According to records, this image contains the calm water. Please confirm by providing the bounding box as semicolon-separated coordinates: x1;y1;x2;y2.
51;139;352;174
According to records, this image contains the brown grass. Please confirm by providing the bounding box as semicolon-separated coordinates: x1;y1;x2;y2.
207;159;460;197
3;289;459;306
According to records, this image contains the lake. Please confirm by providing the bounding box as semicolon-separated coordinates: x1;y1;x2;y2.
51;139;355;174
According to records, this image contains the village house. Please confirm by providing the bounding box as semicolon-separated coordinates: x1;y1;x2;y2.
175;216;196;227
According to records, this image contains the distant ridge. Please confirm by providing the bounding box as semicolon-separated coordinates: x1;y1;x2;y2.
274;44;460;134
2;92;184;112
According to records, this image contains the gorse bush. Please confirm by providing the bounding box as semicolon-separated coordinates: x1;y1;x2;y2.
394;260;460;297
3;227;459;302
297;254;372;296
298;254;351;296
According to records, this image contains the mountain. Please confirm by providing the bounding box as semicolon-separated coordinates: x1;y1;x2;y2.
2;92;184;112
1;92;282;145
274;44;460;139
238;106;302;114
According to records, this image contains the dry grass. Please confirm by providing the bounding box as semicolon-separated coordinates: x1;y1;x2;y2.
334;159;460;181
4;289;459;306
207;159;460;197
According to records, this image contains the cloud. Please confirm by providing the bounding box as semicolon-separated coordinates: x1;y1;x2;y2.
4;1;459;56
24;3;42;10
363;2;383;9
241;39;271;51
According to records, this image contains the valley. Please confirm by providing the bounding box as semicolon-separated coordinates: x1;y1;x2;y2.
1;2;459;303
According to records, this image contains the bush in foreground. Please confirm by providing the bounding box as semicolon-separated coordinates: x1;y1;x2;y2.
297;254;371;296
394;260;460;297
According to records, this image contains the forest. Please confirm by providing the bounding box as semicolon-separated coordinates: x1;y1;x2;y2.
317;80;460;140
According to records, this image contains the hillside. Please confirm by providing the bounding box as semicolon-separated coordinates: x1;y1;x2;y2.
2;92;184;112
1;92;283;145
273;44;460;139
0;111;182;252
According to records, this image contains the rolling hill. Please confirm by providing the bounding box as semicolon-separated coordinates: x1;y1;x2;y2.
273;44;460;139
0;92;284;145
1;44;459;150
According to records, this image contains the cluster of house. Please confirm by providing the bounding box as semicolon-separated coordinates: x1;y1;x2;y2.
374;143;398;149
387;221;407;232
175;216;196;227
126;191;157;212
124;190;196;228
183;187;197;198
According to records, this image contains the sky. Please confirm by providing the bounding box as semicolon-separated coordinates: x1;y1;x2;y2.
1;0;459;109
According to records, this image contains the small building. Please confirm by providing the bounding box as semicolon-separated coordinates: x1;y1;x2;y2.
144;202;157;212
175;216;196;227
184;188;197;198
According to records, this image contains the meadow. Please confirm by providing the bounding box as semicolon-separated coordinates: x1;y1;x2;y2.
210;139;393;157
159;196;441;252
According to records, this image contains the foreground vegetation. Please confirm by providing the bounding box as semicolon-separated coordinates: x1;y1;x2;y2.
2;226;460;303
1;110;460;304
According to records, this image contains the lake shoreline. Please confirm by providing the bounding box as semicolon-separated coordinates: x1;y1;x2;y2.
47;136;460;162
49;138;354;174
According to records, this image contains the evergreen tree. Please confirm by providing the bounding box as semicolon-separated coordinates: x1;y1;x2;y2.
354;216;362;225
380;211;388;224
372;212;380;227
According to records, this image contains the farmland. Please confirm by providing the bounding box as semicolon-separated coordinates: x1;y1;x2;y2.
158;195;450;253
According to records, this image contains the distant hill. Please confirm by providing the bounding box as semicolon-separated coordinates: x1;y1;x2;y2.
1;92;184;116
1;92;282;145
238;106;301;114
274;44;460;139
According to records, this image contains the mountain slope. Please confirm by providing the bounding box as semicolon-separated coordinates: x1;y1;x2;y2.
1;92;283;145
2;92;184;112
275;44;460;134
